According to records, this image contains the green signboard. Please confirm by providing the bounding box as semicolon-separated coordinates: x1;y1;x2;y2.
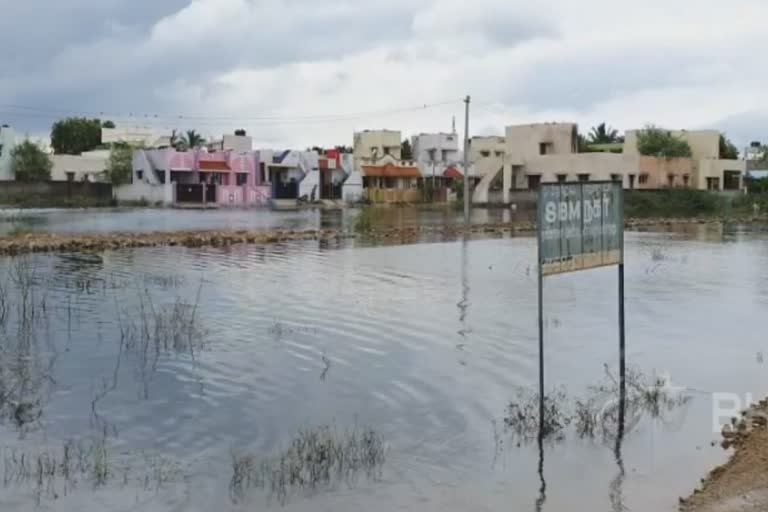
538;181;624;276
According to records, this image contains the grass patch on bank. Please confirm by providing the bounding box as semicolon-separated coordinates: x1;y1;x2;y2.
624;189;726;218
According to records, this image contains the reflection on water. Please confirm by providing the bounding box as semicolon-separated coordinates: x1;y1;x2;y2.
0;205;527;236
0;224;763;510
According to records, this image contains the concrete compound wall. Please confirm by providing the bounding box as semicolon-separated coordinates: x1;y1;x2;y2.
114;181;172;205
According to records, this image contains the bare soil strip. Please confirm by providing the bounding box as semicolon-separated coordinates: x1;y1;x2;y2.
680;400;768;512
0;217;761;256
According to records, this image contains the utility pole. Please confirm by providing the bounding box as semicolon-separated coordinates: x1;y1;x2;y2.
463;95;471;224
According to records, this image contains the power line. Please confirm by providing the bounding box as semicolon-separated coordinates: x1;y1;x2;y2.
0;99;462;125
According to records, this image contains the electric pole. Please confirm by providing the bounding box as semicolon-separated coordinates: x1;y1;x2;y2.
463;95;471;224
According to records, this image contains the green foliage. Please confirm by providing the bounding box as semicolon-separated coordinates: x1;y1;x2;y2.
745;177;768;194
636;125;692;158
51;117;102;155
588;122;621;144
400;139;413;160
624;189;725;218
183;130;205;149
451;178;464;202
101;120;116;129
719;135;739;160
353;207;383;232
107;143;133;185
11;141;52;182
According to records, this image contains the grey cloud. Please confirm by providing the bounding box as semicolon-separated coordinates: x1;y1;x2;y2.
1;0;424;132
504;46;726;111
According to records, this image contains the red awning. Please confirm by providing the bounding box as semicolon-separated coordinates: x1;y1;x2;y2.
199;160;231;171
443;166;463;179
361;163;421;178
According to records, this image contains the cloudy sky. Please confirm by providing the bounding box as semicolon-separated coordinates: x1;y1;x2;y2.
2;0;768;148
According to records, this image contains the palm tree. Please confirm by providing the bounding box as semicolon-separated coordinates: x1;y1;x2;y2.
588;123;621;144
183;130;206;149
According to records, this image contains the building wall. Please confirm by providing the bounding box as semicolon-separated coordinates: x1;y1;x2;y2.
102;126;166;147
221;134;253;153
353;130;402;164
696;159;747;190
51;153;108;182
0;126;16;181
519;153;633;187
505;123;578;164
114;181;173;205
637;156;696;189
624;129;721;160
469;136;505;178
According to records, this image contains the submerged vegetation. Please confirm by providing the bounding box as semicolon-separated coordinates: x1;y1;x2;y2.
498;367;693;449
230;424;386;504
1;436;183;505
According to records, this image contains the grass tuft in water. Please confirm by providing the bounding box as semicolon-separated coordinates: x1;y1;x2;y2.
229;424;386;504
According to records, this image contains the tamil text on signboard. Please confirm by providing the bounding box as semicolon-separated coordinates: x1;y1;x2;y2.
538;181;623;276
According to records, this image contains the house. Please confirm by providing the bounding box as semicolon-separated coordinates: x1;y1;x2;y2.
119;131;270;206
469;135;506;203
51;150;109;182
624;130;745;191
353;130;402;165
411;132;464;192
0;125;16;181
486;123;746;203
360;154;422;203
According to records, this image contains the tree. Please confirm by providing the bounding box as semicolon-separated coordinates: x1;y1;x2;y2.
334;145;352;153
401;139;413;160
11;141;52;182
170;129;183;150
183;129;206;149
106;143;133;185
51;117;102;154
588;122;621;144
636;125;692;158
101;120;116;129
719;135;739;160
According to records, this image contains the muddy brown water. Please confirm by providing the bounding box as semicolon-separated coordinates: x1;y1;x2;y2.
0;209;766;511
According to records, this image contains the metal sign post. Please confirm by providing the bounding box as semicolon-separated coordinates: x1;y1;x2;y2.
536;181;626;437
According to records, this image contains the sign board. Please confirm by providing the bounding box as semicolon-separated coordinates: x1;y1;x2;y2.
538;181;624;276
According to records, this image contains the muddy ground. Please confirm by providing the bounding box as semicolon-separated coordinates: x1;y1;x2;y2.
680;401;768;512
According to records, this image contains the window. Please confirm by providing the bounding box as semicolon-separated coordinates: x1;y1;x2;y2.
683;174;690;186
480;150;490;158
428;149;436;162
441;150;449;162
668;174;675;187
577;173;590;182
629;174;636;189
157;170;166;184
383;147;391;156
610;174;622;182
707;177;720;190
539;142;553;155
495;151;504;158
259;162;266;183
556;174;567;183
236;173;248;186
527;175;542;190
136;170;144;181
66;172;75;182
638;174;649;185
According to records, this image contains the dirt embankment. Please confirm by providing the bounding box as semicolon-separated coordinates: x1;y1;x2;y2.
0;216;764;256
680;400;768;512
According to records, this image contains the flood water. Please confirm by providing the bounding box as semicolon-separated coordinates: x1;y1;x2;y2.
0;219;766;511
0;206;522;235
